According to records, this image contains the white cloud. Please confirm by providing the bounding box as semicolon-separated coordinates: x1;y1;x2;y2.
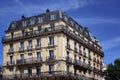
76;17;120;25
0;0;102;16
101;37;120;50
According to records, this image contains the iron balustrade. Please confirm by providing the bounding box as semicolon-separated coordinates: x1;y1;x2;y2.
16;57;42;65
3;71;92;80
19;47;24;51
46;56;56;61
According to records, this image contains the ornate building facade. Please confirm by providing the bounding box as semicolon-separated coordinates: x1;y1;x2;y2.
2;10;104;80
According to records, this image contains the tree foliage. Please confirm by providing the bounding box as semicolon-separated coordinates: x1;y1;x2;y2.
104;58;120;80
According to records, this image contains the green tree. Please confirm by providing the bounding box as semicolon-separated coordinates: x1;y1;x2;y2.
104;58;120;80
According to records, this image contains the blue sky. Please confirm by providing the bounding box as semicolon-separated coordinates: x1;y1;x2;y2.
0;0;120;65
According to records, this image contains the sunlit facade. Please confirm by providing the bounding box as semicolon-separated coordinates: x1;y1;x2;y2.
2;10;104;80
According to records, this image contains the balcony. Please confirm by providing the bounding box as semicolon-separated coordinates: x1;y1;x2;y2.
48;43;54;48
8;48;14;54
66;56;72;64
6;61;14;66
19;47;24;52
35;44;41;49
74;47;78;53
66;43;70;49
3;71;92;80
79;50;82;56
27;46;33;51
16;57;42;66
2;25;104;56
46;56;56;63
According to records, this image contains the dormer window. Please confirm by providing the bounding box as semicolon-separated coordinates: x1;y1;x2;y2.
11;23;16;29
50;14;56;20
30;19;35;25
38;16;44;23
64;16;68;22
22;21;27;27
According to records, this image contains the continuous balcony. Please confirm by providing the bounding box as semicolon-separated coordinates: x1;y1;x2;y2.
16;57;42;66
73;59;89;70
2;25;104;56
35;44;41;50
7;48;14;54
19;47;24;52
46;56;56;64
3;71;92;80
6;61;15;67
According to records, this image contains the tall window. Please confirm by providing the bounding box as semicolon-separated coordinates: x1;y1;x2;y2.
20;42;24;49
11;32;14;39
38;26;42;33
20;54;24;63
28;40;32;49
10;56;13;64
50;24;55;30
36;66;41;76
30;19;35;25
49;50;54;58
49;65;54;74
20;68;24;78
28;67;32;77
37;52;41;61
9;44;13;52
22;30;25;36
67;65;69;74
38;16;43;23
28;53;32;62
36;39;41;47
49;36;54;45
22;21;27;27
50;14;56;20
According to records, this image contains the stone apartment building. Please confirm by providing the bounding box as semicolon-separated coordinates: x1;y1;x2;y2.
2;9;104;80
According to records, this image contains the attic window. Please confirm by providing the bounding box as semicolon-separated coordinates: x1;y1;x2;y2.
50;14;56;20
38;16;44;23
30;19;35;25
22;21;27;27
11;23;16;29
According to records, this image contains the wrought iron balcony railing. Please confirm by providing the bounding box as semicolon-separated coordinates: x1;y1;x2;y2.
19;47;24;51
3;71;92;80
16;57;42;65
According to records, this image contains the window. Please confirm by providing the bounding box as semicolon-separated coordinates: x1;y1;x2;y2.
50;14;56;20
38;26;42;32
20;54;24;63
37;52;41;61
9;44;13;52
49;65;54;74
64;16;68;22
28;40;32;49
10;56;13;64
9;69;13;76
22;21;27;27
20;68;24;78
30;19;35;25
20;42;24;48
22;30;25;36
11;23;16;29
49;50;54;60
38;16;43;23
36;39;41;47
67;65;69;74
28;67;32;77
49;36;54;45
49;24;55;30
11;32;14;39
67;38;70;44
28;53;32;62
36;66;41;76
